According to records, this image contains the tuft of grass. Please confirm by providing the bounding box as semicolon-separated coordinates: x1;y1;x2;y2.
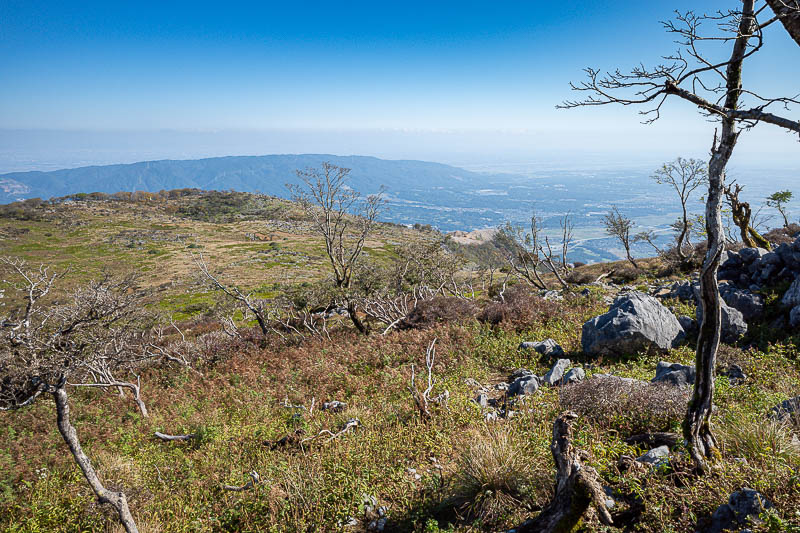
718;414;800;468
447;426;547;526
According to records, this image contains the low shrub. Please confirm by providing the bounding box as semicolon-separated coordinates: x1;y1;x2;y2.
609;266;642;284
477;284;565;328
397;297;478;330
559;375;689;436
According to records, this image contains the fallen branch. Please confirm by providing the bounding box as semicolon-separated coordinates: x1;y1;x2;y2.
300;418;360;448
154;431;197;442
409;338;449;419
223;470;260;492
512;411;613;532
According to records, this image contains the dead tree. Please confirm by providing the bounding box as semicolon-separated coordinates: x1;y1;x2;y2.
603;207;639;268
560;1;800;473
514;412;612;532
499;211;573;290
195;253;270;336
0;258;150;533
288;162;385;334
767;0;800;44
652;158;708;261
724;183;771;248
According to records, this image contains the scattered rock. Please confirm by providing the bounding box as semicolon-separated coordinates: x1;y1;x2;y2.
652;361;695;387
582;292;685;356
719;283;764;321
678;315;698;335
721;363;747;384
474;393;489;408
769;396;800;423
508;368;534;382
543;290;563;301
508;375;540;396
541;358;571;386
791;305;800;328
709;488;773;533
520;338;565;358
635;445;670;466
563;367;585;384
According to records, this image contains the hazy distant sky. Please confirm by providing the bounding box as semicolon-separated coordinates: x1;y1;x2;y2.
1;1;798;170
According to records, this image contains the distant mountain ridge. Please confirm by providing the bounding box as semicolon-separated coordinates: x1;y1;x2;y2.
0;154;493;204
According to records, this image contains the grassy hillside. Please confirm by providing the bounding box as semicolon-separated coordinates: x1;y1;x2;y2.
1;193;799;532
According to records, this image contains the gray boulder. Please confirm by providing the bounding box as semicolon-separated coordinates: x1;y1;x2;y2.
541;358;571;386
670;280;699;302
782;277;800;308
791;306;800;328
520;338;565;358
508;368;534;382
582;292;685;357
563;367;585;384
719;283;764;321
696;299;748;343
636;445;670;466
709;488;773;533
652;361;695;387
739;247;769;264
769;395;800;423
508;375;540;396
678;315;698;335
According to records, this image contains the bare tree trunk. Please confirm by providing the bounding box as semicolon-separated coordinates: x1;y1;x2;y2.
625;248;639;269
683;1;756;475
515;412;613;532
766;0;800;46
677;203;689;261
53;385;139;533
346;300;369;334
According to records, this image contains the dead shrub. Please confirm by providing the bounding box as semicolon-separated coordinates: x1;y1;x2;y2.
609;266;642;284
763;223;800;246
478;284;565;328
559;376;689;436
396;297;477;330
565;270;595;284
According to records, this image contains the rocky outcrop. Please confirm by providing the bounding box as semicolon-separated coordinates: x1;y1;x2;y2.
719;237;800;289
582;292;684;357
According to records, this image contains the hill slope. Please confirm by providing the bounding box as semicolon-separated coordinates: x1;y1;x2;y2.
0;154;495;204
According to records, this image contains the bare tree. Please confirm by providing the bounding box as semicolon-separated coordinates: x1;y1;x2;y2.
356;239;464;334
498;211;573;290
766;189;793;227
288;162;385;333
603;207;639;269
724;182;771;248
0;259;150;533
560;1;800;473
652;158;708;261
766;0;800;44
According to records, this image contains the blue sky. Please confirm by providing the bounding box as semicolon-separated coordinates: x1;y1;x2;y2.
1;1;798;168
